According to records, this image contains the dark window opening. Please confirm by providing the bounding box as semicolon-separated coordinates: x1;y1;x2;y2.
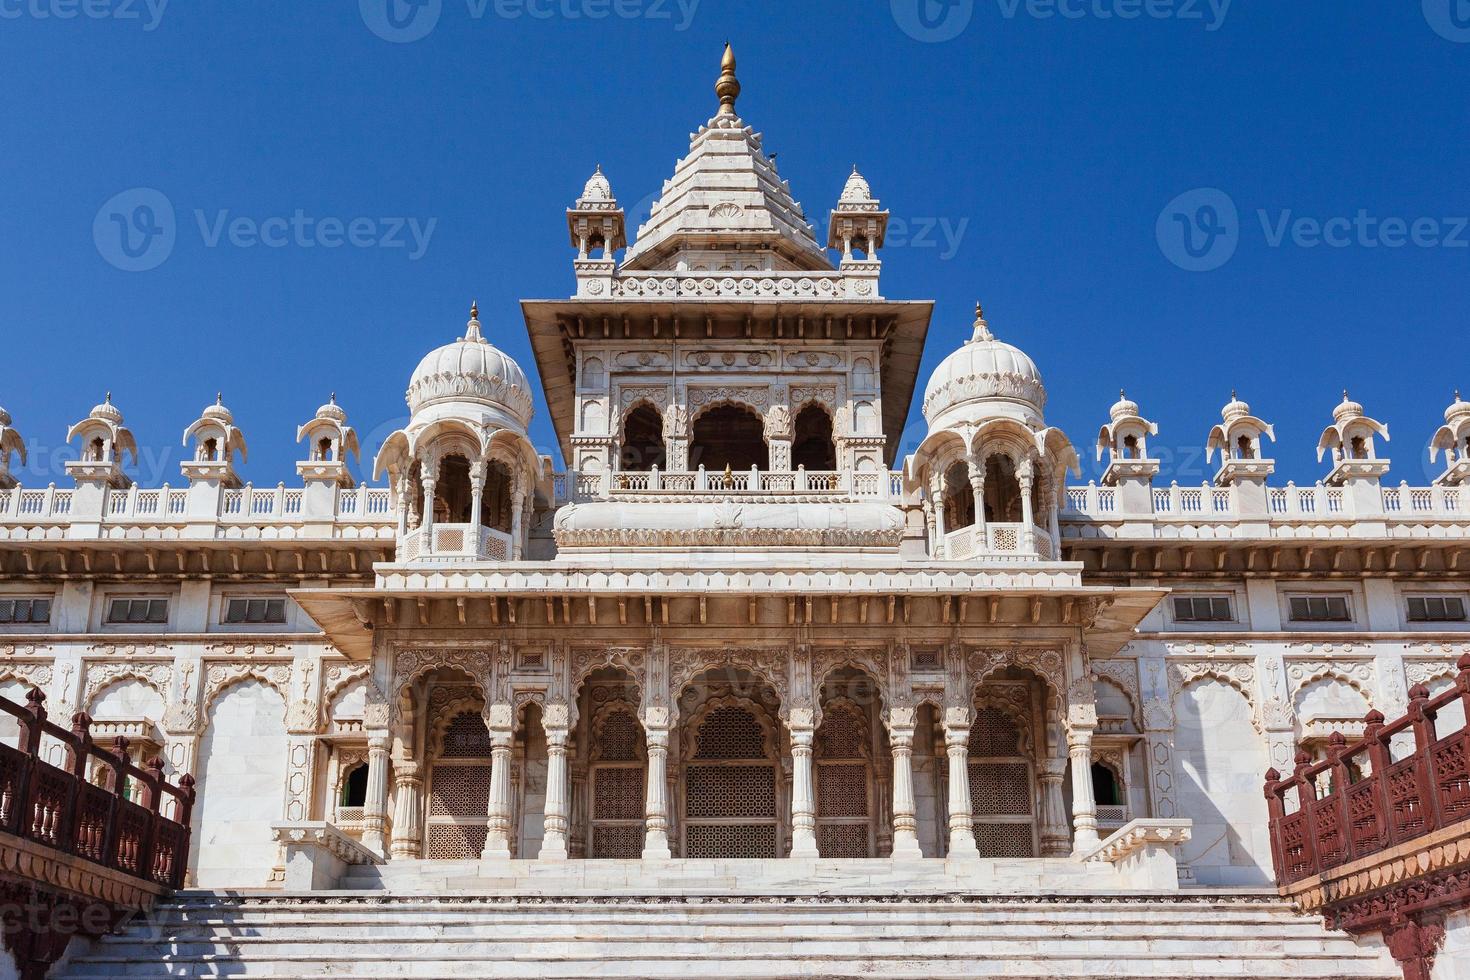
791;404;836;471
224;597;288;625
620;404;666;472
340;763;369;807
1408;596;1467;623
1290;595;1352;623
1173;595;1233;623
690;404;769;472
1091;763;1123;807
107;598;169;624
0;598;51;624
942;461;974;530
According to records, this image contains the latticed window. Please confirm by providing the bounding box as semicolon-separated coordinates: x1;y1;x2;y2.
683;702;779;858
425;709;492;859
590;704;645;858
967;703;1037;858
814;702;873;858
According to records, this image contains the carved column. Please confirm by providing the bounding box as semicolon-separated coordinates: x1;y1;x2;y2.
929;472;947;556
788;713;818;858
394;473;410;536
663;405;689;472
1038;756;1070;856
1138;655;1179;821
509;473;526;560
887;709;922;859
641;706;673;859
1018;459;1037;554
469;460;485;528
1068;724;1100;853
389;760;423;859
420;473;437;537
482;703;515;860
943;708;979;859
361;732;391;855
967;454;986;536
540;705;571;860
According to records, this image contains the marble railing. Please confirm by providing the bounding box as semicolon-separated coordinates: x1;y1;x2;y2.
942;523;1054;561
0;483;393;527
556;467;906;504
1064;480;1467;522
399;522;513;563
606;270;861;301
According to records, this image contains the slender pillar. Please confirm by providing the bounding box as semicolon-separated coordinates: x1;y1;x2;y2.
469;462;485;529
539;721;570;860
420;475;437;537
929;473;947;556
642;712;672;859
1019;465;1037;554
1047;485;1062;558
389;761;423;859
509;490;525;560
395;475;410;536
789;724;818;858
1069;725;1101;854
362;733;391;855
888;719;922;859
967;455;987;534
1038;757;1070;857
482;711;515;860
944;716;979;859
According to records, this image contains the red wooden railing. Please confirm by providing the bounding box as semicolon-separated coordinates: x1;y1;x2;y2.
1265;654;1470;887
0;686;195;889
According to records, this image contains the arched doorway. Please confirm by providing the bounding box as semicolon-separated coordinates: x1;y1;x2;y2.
424;696;492;860
814;698;876;857
943;461;974;530
983;454;1023;523
588;701;646;857
679;668;783;858
620;404;666;472
690;404;769;472
967;692;1039;858
792;404;836;471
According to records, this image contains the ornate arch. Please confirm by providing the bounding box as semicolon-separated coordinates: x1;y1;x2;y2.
589;698;646;764
682;693;780;762
0;663;52;694
670;647;788;708
571;647;646;704
1286;661;1376;706
970;688;1038;759
202;662;291;714
687;391;770;427
813;696;872;761
391;649;491;705
813;650;888;720
967;647;1065;717
426;694;490;758
1168;661;1259;729
83;663;172;711
1092;660;1142;728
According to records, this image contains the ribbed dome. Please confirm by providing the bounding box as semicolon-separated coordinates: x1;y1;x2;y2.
922;306;1046;425
839;166;873;204
90;394;123;425
1222;391;1252;422
1446;391;1469;425
579;165;613;205
1109;390;1140;423
315;394;347;423
1332;391;1364;424
406;305;534;427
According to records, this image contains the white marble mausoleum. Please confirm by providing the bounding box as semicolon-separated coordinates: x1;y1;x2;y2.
3;46;1468;980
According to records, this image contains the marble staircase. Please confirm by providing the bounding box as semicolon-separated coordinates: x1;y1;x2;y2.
54;861;1401;980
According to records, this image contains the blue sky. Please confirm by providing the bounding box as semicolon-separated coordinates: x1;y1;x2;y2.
2;0;1467;488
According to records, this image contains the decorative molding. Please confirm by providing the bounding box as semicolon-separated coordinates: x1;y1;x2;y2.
202;662;291;711
82;662;171;709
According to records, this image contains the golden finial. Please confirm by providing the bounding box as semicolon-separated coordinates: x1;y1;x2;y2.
215;392;223;406
716;42;740;116
470;299;479;320
970;302;993;343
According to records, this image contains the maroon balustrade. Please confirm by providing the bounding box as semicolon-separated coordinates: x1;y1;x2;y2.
1265;654;1470;887
0;686;195;889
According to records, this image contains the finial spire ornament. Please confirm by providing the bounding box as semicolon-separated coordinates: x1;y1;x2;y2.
970;302;994;343
464;300;485;343
715;42;740;116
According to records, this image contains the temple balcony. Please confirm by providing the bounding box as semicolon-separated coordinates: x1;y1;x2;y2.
556;466;905;504
942;523;1056;562
398;522;514;563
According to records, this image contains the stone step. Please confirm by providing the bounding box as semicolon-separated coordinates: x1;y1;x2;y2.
55;892;1401;980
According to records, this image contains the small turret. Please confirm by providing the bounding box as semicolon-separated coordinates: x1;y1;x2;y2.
567;165;626;297
1317;391;1390;486
1096;391;1160;505
66;394;136;490
828;165;889;299
0;406;25;490
181;394;248;488
1431;390;1470;486
1206;391;1276;487
297;394;360;489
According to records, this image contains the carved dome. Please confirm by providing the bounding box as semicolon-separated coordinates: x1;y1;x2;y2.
1445;391;1470;426
578;165;614;205
1332;391;1364;424
1222;391;1252;423
406;304;534;428
89;394;124;425
315;394;347;424
922;306;1046;428
839;166;873;204
1109;390;1141;423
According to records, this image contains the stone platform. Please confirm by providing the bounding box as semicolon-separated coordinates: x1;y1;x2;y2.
54;888;1400;979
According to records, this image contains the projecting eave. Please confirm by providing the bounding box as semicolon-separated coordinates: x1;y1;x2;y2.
290;570;1164;662
521;297;933;468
